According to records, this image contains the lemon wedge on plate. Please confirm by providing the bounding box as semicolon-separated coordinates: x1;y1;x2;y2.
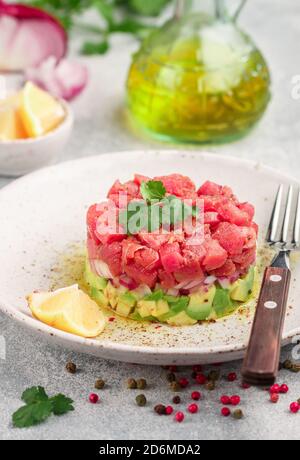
20;82;65;138
27;285;106;338
0;94;27;140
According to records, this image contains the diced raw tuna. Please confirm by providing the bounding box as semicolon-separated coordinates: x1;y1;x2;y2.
86;174;258;290
238;202;255;220
203;239;228;271
154;174;197;199
213;222;245;255
99;242;123;277
125;264;157;288
134;174;150;186
213;259;236;277
134;247;161;271
160;243;184;273
216;201;250;226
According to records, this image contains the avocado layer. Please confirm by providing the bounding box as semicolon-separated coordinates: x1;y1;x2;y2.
85;260;256;326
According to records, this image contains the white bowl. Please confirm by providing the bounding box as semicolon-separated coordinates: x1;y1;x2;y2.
0;100;73;177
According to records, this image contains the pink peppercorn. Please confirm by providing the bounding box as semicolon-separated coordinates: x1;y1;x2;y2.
270;384;280;394
89;393;99;404
188;403;198;414
169;365;178;373
270;393;279;403
175;411;185;422
179;377;189;388
220;395;231;405
196;374;207;385
191;391;201;401
165;406;174;415
227;372;237;382
279;384;289;394
290;402;299;414
241;382;251;389
230;395;241;406
221;407;231;417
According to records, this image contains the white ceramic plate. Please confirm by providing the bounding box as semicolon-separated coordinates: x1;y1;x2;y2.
0;151;299;365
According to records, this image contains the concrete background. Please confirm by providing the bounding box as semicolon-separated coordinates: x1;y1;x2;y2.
0;0;300;440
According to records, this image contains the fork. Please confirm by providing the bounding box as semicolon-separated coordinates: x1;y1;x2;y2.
242;185;300;386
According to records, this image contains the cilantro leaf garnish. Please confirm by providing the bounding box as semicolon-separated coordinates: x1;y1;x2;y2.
50;394;75;416
21;386;49;405
140;180;166;202
13;400;53;428
12;387;74;428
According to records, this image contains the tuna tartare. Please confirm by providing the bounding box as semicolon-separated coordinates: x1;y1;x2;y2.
85;174;257;326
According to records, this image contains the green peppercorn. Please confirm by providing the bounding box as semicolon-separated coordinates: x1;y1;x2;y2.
283;359;293;370
154;404;166;415
66;362;77;374
136;378;147;390
166;372;176;383
136;394;147;407
127;378;137;389
233;409;244;420
208;370;220;382
205;381;215;391
291;364;300;373
170;381;181;392
173;395;181;404
95;379;105;390
297;398;300;405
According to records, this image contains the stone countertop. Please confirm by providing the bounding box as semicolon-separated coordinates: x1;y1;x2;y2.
0;0;299;440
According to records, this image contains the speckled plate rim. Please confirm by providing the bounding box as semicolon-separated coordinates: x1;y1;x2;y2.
0;150;299;365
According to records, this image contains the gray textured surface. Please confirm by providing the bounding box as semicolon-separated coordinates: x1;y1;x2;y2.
0;0;300;440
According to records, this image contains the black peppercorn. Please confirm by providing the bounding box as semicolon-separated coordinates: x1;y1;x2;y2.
127;378;137;389
233;409;244;420
154;404;166;415
137;378;147;390
66;362;77;374
136;394;147;407
173;395;181;404
95;379;105;390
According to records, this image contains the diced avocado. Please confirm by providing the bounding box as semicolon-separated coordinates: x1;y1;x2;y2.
84;260;108;291
186;285;216;320
104;282;118;309
150;299;170;318
213;288;234;318
230;266;255;302
167;311;197;326
137;300;157;318
116;292;137;317
90;287;109;308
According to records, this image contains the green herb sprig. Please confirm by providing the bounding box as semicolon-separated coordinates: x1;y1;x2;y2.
24;0;173;55
12;386;74;428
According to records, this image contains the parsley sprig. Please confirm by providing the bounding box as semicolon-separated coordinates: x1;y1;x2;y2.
119;180;197;235
12;386;74;428
24;0;173;55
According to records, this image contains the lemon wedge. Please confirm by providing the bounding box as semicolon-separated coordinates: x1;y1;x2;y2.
0;94;27;140
20;82;65;138
27;285;106;338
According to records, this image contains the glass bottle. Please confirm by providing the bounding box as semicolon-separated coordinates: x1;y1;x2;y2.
126;0;271;144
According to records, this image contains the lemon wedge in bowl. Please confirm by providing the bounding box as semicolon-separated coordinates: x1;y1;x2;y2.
27;285;106;338
0;94;27;140
20;81;65;138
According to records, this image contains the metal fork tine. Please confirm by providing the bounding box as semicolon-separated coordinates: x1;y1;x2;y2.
292;189;300;247
267;184;283;243
281;185;293;244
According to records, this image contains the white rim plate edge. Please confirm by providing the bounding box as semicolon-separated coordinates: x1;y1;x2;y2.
0;150;299;365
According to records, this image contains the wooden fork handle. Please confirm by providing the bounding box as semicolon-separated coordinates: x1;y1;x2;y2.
242;266;291;386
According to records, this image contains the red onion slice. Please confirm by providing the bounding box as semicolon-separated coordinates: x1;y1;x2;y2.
25;56;88;101
0;2;67;71
119;275;138;291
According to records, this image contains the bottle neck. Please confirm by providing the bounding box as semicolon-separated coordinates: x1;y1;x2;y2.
175;0;226;19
